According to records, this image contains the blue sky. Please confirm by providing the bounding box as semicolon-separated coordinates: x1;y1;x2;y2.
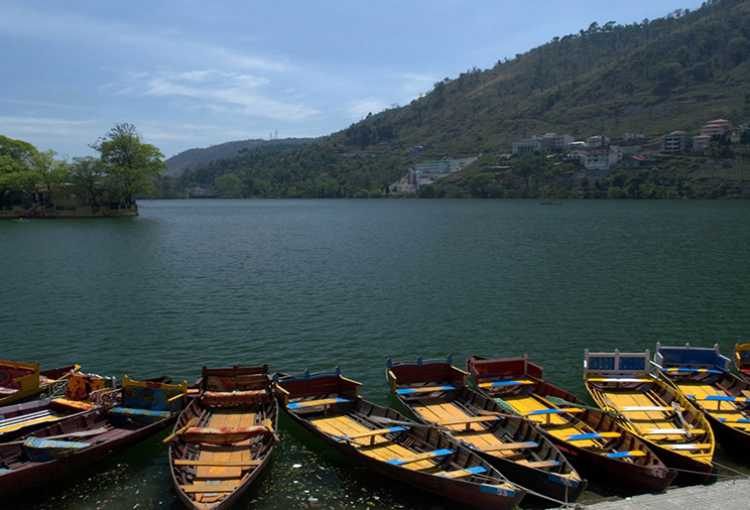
1;1;703;158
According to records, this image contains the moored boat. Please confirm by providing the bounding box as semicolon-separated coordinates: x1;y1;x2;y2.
169;366;278;510
583;350;715;484
467;355;675;494
385;357;585;504
0;360;79;406
0;371;116;440
734;342;750;379
0;376;187;496
277;369;525;510
654;343;750;456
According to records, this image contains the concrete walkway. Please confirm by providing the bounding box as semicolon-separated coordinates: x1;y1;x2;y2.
579;478;750;509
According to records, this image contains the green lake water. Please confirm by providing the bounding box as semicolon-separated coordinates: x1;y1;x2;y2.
2;199;750;509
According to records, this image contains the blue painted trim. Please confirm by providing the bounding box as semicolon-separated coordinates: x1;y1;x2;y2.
480;484;516;497
387;448;453;465
548;472;580;486
705;395;737;402
109;407;172;418
607;451;635;459
386;426;407;434
286;397;350;410
465;466;487;475
527;408;565;416
396;385;455;396
567;432;604;441
668;367;723;375
489;380;526;388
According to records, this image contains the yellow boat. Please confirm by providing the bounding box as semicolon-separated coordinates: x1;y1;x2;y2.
583;350;714;484
734;342;750;379
0;360;79;406
655;343;750;457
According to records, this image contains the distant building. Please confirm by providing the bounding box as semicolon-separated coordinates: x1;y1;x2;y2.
700;119;732;138
579;147;610;171
586;135;610;148
663;131;691;153
538;133;574;152
609;145;624;166
390;157;478;192
512;139;542;155
692;135;711;153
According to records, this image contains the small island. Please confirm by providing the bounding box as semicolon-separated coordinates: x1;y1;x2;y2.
0;124;163;219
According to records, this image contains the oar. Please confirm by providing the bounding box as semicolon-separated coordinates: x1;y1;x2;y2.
163;417;199;444
368;416;433;428
5;426;110;446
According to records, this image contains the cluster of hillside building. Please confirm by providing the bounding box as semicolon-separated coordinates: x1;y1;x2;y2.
662;119;743;153
389;157;477;193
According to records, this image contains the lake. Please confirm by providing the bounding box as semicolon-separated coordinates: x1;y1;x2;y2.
2;199;750;509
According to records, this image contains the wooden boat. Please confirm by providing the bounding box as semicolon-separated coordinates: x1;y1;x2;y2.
0;360;79;406
385;358;584;504
0;371;116;440
169;366;278;510
734;342;750;378
467;355;676;493
654;343;750;456
277;369;524;510
0;376;187;495
583;350;715;484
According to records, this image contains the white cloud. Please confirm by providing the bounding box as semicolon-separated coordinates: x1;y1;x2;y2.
0;116;98;137
348;98;389;120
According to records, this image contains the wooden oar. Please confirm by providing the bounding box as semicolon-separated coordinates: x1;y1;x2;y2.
163;417;198;444
5;426;110;446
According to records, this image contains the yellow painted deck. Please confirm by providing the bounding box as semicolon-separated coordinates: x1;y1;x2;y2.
311;414;437;471
676;383;750;431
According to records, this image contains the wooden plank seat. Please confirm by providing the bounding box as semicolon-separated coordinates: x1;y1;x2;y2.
664;443;711;451
718;417;750;423
0;387;18;395
587;378;651;383
698;395;747;403
437;466;487;479
566;432;621;442
525;408;583;416
387;448;454;466
478;380;533;389
0;409;53;426
286;397;350;410
180;482;239;494
395;385;456;396
182;425;273;445
334;426;407;445
437;416;499;428
517;459;560;469
482;441;539;452
607;450;647;459
643;428;706;436
173;459;261;468
665;368;723;375
619;406;674;413
109;407;172;418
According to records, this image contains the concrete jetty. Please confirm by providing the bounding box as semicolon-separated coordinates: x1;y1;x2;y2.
576;478;750;509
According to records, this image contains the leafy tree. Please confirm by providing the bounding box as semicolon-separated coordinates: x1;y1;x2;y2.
91;123;165;205
69;157;106;207
214;173;243;198
728;36;750;65
32;150;69;196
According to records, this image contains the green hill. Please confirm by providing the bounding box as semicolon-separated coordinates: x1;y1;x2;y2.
167;0;750;198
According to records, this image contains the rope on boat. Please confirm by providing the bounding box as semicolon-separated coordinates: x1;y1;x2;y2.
711;461;749;479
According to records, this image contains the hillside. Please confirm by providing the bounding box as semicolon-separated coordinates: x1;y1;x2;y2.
166;0;750;198
165;138;310;177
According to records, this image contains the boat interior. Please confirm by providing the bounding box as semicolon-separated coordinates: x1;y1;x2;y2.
171;366;277;507
584;350;713;465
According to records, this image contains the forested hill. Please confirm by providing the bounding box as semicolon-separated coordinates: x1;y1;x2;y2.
165;138;310;177
164;0;750;198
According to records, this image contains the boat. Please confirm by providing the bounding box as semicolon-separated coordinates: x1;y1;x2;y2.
467;355;676;493
654;343;750;456
0;376;187;495
0;371;116;440
734;342;750;379
0;360;79;406
169;366;278;510
277;369;524;510
385;357;585;503
583;350;715;484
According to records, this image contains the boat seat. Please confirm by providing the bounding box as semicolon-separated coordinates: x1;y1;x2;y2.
395;385;456;396
387;448;454;466
664;443;711;451
335;426;407;446
619;406;673;413
566;432;620;442
180;482;239;494
607;450;647;459
644;428;705;436
478;380;533;389
0;387;18;396
718;417;750;424
483;441;539;452
23;438;90;449
50;398;95;412
437;466;487;479
517;459;560;469
587;378;651;383
698;395;746;403
109;407;172;418
286;397;350;410
174;459;261;468
437;416;499;428
665;368;723;375
525;408;583;416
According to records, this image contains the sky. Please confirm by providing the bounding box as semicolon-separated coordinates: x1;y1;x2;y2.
1;0;704;158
